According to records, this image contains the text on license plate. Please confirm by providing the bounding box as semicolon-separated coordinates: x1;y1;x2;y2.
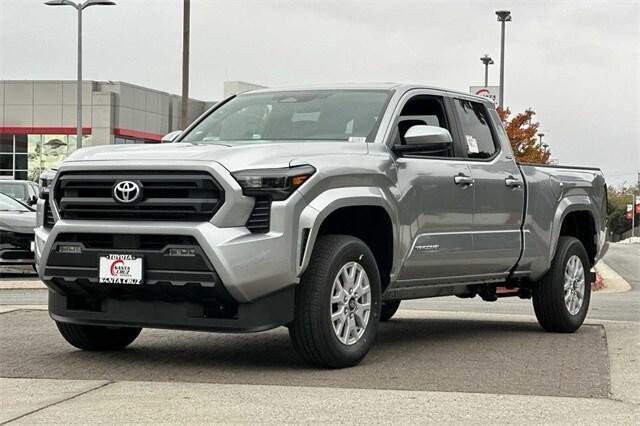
99;254;143;285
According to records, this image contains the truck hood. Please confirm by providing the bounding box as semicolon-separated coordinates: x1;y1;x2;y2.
0;210;36;234
63;141;368;172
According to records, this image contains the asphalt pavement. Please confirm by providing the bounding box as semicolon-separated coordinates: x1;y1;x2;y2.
0;243;638;423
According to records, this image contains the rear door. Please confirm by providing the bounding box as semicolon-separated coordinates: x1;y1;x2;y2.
451;98;524;277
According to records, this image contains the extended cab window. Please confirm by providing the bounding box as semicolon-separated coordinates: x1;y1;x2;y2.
394;95;454;158
454;99;497;159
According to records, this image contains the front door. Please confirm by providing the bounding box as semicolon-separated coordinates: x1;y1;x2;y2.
392;93;475;283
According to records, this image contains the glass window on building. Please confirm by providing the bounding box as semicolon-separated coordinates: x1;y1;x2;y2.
1;134;13;177
115;137;146;144
0;133;88;181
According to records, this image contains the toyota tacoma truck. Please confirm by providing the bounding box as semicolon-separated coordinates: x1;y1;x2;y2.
35;84;608;368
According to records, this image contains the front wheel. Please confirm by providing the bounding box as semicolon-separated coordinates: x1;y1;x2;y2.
56;322;142;351
532;236;591;333
289;235;381;368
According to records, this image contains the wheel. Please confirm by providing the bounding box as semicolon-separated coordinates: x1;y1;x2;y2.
289;235;381;368
56;322;142;351
532;236;591;333
380;300;401;322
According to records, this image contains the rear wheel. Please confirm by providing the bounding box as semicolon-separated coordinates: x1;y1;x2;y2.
56;322;141;351
380;300;401;322
532;236;591;332
289;235;381;368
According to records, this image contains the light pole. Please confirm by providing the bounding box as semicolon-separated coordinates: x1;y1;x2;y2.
44;0;116;150
181;0;191;130
496;10;511;108
538;132;545;146
480;54;494;87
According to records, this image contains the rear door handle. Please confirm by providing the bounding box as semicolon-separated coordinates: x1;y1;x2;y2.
505;176;523;188
454;174;474;186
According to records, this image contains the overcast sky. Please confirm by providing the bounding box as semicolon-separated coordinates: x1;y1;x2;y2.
1;0;638;185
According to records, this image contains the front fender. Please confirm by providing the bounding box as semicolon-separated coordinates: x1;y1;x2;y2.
296;187;399;277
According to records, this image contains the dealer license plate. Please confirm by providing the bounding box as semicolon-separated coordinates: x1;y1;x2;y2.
99;254;143;285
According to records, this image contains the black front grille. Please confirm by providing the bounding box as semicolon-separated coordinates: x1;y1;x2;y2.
46;233;215;283
54;171;223;221
246;196;271;233
55;233;199;250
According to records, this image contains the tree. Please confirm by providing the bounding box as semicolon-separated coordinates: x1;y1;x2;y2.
497;107;550;164
607;184;639;237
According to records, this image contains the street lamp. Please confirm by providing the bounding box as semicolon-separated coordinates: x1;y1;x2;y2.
480;54;494;87
538;132;545;146
44;0;116;150
495;10;512;108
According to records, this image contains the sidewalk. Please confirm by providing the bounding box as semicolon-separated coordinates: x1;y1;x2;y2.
2;377;638;424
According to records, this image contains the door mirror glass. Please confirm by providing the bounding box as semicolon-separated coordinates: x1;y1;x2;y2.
404;125;453;146
161;130;182;143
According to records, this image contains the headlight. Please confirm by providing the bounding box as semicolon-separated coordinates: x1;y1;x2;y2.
39;169;57;199
232;165;315;201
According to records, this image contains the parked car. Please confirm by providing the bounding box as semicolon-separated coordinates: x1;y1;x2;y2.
0;180;39;206
0;192;36;266
35;84;607;367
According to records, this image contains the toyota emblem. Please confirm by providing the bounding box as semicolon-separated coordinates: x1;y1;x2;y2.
113;181;142;204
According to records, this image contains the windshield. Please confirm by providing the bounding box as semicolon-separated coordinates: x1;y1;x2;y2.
0;182;26;200
181;90;391;143
0;193;30;212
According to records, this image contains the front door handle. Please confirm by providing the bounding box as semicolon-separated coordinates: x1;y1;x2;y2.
454;174;474;186
505;176;523;188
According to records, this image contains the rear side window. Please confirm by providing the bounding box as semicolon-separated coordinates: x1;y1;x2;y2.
454;99;497;159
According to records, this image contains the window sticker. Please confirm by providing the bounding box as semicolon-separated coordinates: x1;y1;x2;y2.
466;135;479;153
348;136;367;142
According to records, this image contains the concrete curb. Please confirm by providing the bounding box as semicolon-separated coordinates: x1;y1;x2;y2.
0;305;47;314
595;261;632;293
0;280;46;290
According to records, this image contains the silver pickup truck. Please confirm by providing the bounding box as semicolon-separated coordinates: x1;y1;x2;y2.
35;84;608;368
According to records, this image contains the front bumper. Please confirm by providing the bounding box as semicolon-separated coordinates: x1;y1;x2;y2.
35;217;301;331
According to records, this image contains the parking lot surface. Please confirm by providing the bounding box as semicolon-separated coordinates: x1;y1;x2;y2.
1;309;609;399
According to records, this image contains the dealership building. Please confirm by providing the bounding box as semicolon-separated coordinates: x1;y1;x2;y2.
0;80;263;180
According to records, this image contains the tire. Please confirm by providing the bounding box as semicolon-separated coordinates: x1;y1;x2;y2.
380;300;401;322
289;235;381;368
532;236;591;333
56;322;142;351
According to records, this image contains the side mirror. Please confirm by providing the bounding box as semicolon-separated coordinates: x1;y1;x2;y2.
405;125;452;145
161;130;182;143
28;195;38;206
393;125;453;155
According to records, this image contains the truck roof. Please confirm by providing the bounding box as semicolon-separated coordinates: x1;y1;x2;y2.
244;83;492;105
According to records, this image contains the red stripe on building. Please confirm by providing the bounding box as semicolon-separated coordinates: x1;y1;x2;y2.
0;127;163;142
0;126;92;135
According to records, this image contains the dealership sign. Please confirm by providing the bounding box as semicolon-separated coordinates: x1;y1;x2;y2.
470;86;499;104
626;202;640;220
